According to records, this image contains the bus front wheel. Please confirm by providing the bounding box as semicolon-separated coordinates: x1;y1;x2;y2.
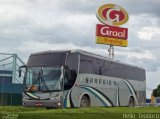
80;95;90;107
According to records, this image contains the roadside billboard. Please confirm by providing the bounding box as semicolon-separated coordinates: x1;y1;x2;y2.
96;4;129;47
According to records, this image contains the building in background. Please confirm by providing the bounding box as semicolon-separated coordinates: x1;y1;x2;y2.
0;53;25;106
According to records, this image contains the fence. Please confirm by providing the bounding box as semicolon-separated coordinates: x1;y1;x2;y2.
0;53;25;106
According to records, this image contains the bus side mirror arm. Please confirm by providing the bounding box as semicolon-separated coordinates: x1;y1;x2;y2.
19;65;27;77
19;69;21;78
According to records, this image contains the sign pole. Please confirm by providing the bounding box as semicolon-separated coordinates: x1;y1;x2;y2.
108;45;111;58
108;45;114;59
112;45;114;59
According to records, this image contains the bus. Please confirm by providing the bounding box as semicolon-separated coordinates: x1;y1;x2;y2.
19;50;146;108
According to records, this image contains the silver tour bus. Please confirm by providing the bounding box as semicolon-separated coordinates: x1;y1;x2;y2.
19;50;146;108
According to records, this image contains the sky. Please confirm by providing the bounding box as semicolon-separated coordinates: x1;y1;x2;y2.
0;0;160;98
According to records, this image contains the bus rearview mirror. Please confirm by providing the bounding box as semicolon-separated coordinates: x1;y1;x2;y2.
19;69;22;77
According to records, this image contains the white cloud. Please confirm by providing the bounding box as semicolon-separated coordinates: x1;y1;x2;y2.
116;49;155;60
17;40;107;56
138;27;160;40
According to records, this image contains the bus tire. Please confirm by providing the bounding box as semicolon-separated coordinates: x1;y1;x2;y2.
80;95;90;107
128;97;134;107
46;107;53;109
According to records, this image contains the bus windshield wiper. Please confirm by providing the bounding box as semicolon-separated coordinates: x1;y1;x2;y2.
28;70;42;92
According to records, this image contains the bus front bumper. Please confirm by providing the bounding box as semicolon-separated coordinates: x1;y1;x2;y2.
23;99;63;108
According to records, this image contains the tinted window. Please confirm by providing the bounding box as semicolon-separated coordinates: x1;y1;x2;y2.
64;70;77;90
27;53;66;67
101;61;145;81
79;54;145;81
80;55;103;75
80;55;94;74
66;53;78;73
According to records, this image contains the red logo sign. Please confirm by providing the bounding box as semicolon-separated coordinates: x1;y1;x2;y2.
96;24;128;39
96;4;129;26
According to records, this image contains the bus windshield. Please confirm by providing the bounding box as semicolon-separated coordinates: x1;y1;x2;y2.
24;67;62;92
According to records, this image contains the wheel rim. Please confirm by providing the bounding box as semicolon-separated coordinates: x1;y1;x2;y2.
80;96;90;107
129;98;134;107
81;99;88;107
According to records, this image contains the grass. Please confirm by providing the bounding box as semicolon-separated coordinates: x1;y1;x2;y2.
0;106;160;119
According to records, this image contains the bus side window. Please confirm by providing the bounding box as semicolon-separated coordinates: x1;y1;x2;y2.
64;70;71;84
64;70;77;90
66;53;78;73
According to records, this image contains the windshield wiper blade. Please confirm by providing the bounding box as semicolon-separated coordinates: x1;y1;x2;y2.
41;90;61;93
28;70;42;92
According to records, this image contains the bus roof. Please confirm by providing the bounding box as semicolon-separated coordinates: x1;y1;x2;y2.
30;49;145;70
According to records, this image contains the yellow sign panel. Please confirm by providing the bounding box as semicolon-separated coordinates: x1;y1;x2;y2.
96;36;128;47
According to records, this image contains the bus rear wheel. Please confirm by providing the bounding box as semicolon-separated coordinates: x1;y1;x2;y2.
80;95;90;107
128;97;134;107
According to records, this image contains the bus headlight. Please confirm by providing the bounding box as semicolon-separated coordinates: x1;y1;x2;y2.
58;102;61;106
